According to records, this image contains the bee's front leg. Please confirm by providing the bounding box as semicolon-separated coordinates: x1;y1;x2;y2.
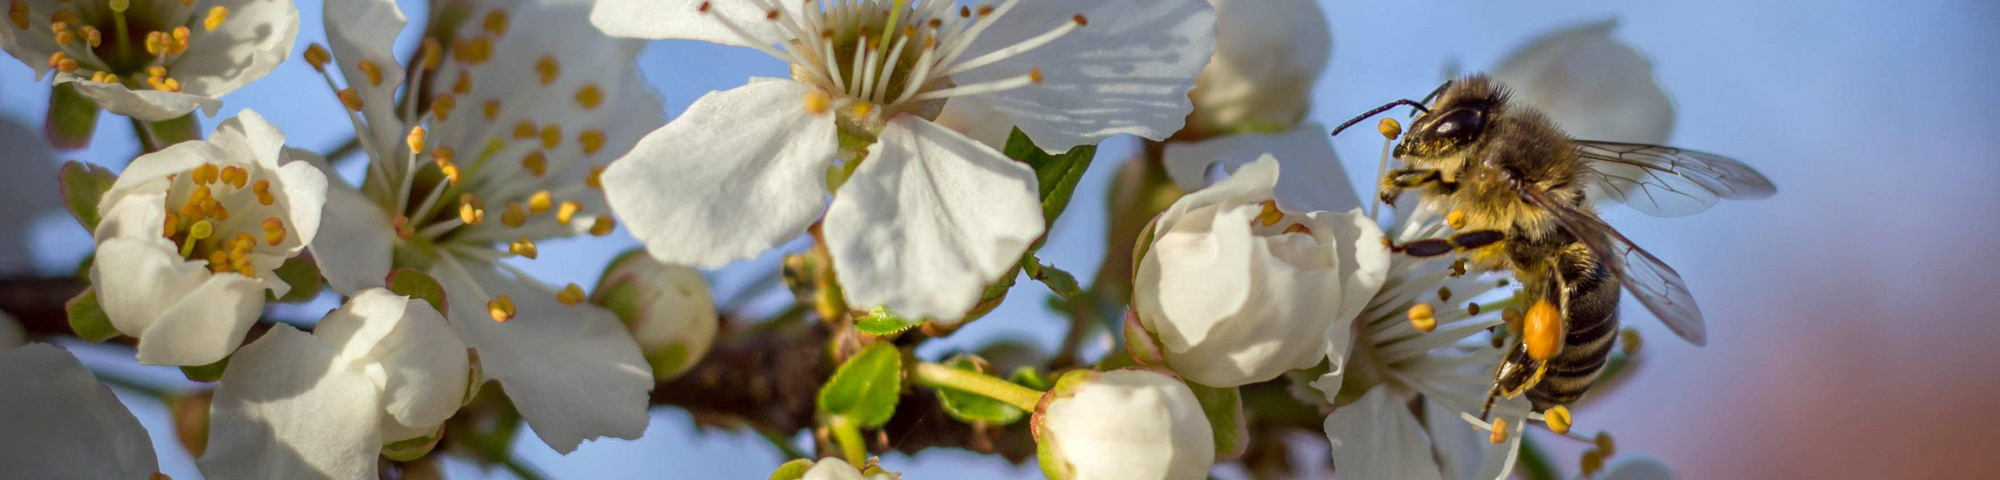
1380;168;1441;205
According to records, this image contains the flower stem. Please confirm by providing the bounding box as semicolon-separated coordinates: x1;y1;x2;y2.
828;414;868;466
498;454;551;480
910;362;1044;411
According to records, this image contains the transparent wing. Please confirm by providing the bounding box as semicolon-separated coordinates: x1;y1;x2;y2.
1573;141;1776;217
1520;187;1709;346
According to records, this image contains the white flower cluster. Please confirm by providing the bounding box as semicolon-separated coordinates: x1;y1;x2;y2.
0;0;1697;477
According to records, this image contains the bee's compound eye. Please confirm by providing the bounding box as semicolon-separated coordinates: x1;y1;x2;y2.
1428;108;1485;142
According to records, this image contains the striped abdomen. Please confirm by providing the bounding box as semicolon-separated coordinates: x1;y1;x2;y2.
1523;243;1621;411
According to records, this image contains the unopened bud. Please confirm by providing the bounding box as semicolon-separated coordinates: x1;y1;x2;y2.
591;250;718;381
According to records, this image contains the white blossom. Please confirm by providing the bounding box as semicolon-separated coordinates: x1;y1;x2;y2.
305;0;662;453
1034;369;1214;480
0;344;162;479
801;458;899;480
91;110;326;366
593;250;720;381
200;288;468;480
1132;155;1386;387
1491;20;1674;144
0;0;298;120
1184;0;1332;136
593;0;1216;321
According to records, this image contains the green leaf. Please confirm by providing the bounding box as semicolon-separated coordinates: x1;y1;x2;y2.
386;268;448;316
147;113;203;149
933;355;1025;425
1023;257;1081;298
269;254;324;303
1003;128;1097;229
817;342;903;428
180;355;230;382
45;83;101;150
1186;382;1247;460
59;161;117;231
767;459;815;480
65;288;118;343
1007;366;1053;391
854;306;921;336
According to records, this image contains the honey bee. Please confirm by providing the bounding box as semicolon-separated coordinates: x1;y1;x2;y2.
1332;74;1776;416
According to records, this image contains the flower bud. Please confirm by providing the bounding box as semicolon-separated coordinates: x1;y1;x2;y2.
1183;0;1332;138
1132;156;1386;387
771;458;898;480
168;391;213;456
1033;369;1214;480
592;250;719;381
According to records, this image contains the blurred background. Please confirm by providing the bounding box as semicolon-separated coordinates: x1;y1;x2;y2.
5;0;1997;478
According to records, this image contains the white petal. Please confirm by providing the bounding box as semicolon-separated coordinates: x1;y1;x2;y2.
134;268;268;366
276;150;329;248
309;179;395;295
312;289;469;439
589;0;794;47
211;110;288;166
932;95;1015;152
0;344;160;478
171;0;299;98
603;81;836;269
1185;0;1330;134
61;75;222;121
323;0;408;148
1491;20;1674;144
1134;201;1255;349
435;267;652;453
201;326;382;480
1316;208;1389;394
0;0;61;79
801;458;868;480
1596;455;1675;480
97;138;232;223
1162;122;1361;213
91;237;203;337
953;0;1215;151
1043;369;1214;480
1423;399;1486;480
823;117;1044;321
1323;386;1444;480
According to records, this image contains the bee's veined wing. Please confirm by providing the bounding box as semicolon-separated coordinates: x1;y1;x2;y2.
1520;186;1708;346
1572;141;1776;217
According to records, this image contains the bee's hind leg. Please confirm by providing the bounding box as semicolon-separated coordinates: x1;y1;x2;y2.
1388;229;1508;258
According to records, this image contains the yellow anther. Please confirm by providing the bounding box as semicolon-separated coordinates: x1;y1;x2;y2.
1407;303;1436;332
508;236;538;259
459;194;485;225
1524;300;1563;361
483;10;510;36
1437;286;1453;302
181;220;214;257
1544;405;1572;434
231;232;254;253
79;25;100;47
803;89;831;115
432;94;456;121
1501;307;1524;335
357;59;383;86
850;102;874;118
406;126;426;155
7;0;27;31
207;251;230;273
304;44;330;71
538;125;561;150
1378;118;1402;140
338;88;364;111
170;27;190;54
49;20;66;35
556;200;581;224
262;217;286;246
487;295;516;322
420;37;442;70
145;31;164;55
53;58;77;75
1594;432;1617;457
1281;223;1311;235
521;151;547;177
578;129;605;155
512;121;537;139
392;215;415;240
91;71;115;83
1580;449;1605;477
192;164;220;185
1488;418;1509;444
526;190;552;214
1255;200;1283;227
1028;67;1042;84
557;283;584;305
1620;327;1643;355
1447;210;1470;231
223;166;248;188
482;99;501;121
232;255;255;278
161;78;183;92
203;6;228;31
589;216;616;236
575;84;604;110
453;36;493;63
501;203;526;227
453;71;474;95
45;52;64;69
162;213;180;238
585;166;604;189
439;161;461;185
534;55;559;85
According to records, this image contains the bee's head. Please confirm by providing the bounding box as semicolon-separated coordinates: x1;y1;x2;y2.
1394;75;1507;159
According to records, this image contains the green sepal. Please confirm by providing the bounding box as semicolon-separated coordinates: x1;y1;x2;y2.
1186;381;1247;460
816;342;903;428
269;254;324;303
767;459;815;480
45;82;101;150
854;306;921;336
1022;257;1081;298
382;424;446;461
1003;128;1097;231
386;268;448;316
147;113;202;149
933;355;1026;426
1007;366;1053;391
65;287;119;343
59;160;117;231
180;355;230;383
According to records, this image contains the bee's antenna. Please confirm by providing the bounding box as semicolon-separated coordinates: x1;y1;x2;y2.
1417;80;1455;112
1331;99;1429;137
